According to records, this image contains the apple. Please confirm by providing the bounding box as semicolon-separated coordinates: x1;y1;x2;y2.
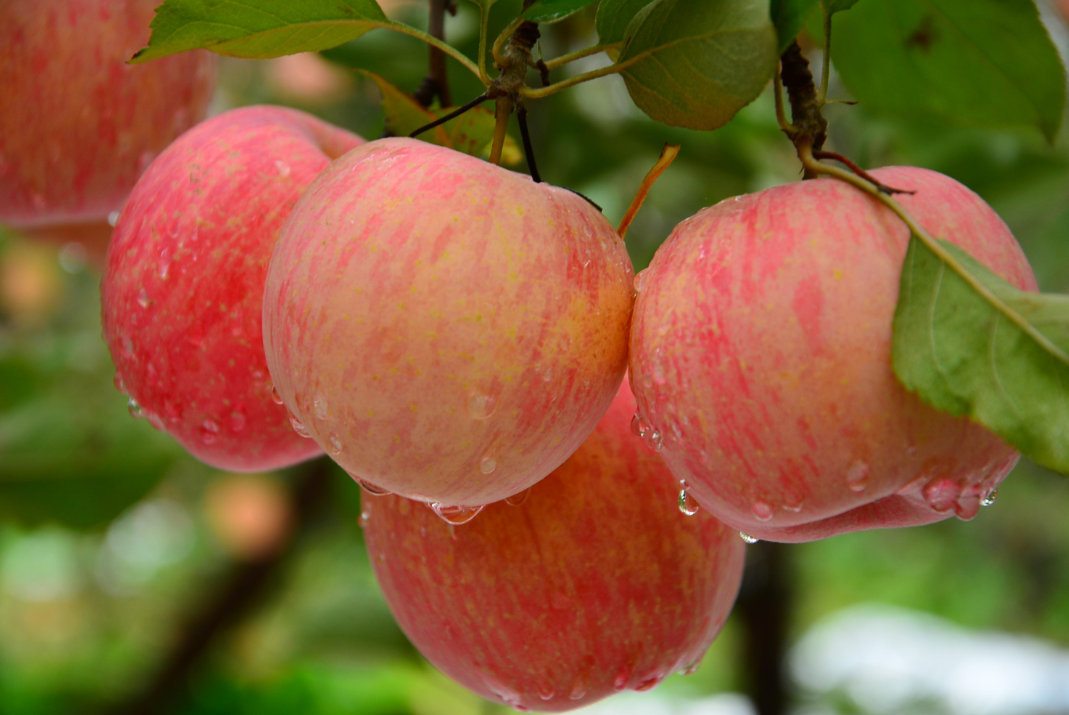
629;167;1037;543
0;0;216;236
262;138;634;506
361;380;746;712
101;106;364;472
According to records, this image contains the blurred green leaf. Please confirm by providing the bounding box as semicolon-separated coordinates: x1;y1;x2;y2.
833;0;1067;142
356;70;521;162
132;0;390;62
823;0;861;14
893;237;1069;474
614;0;778;130
524;0;597;23
595;0;654;46
771;0;820;51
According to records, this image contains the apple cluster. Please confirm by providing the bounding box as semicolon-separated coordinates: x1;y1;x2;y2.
4;3;1037;708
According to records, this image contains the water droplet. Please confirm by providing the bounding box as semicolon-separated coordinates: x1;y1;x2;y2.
114;374;127;394
541;366;553;382
613;665;632;691
846;460;870;492
678;482;700;516
954;494;981;521
157;250;171;279
680;659;702;676
537;683;555;701
981;488;998;507
127;397;143;419
634;675;663;692
643;430;663;452
467;392;497;420
136;288;150;308
480;456;496;474
782;495;806;513
631;412;647;437
505;488;531;507
923;478;960;513
274;160;291;177
200;419;220;444
290;414;311;438
327;434;343;455
312;394;328;421
633;269;648;293
357;479;390;496
430;503;484;525
107;211;120;227
270;385;284;405
358;510;370;527
751;501;774;522
568;676;588;700
895;475;928;496
740;532;759;544
229;411;246;432
652;363;666;385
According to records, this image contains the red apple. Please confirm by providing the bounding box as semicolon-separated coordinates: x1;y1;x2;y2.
262;138;634;506
629;167;1037;543
0;0;216;234
362;380;746;712
102;106;363;472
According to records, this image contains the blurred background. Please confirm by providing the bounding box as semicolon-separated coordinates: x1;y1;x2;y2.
3;1;1069;714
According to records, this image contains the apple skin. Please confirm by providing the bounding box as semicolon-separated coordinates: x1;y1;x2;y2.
262;138;634;506
101;106;364;472
0;0;216;230
362;380;746;713
629;167;1037;543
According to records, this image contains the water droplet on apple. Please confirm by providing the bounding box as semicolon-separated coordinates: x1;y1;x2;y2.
633;269;648;293
505;488;531;507
954;494;981;521
981;488;998;507
537;682;555;701
136;289;150;309
327;434;343;455
480;456;497;474
923;478;959;513
270;385;284;405
114;374;126;394
107;211;120;227
358;510;370;527
751;501;774;522
634;675;663;692
613;664;632;691
357;479;389;496
630;412;647;437
895;475;927;496
568;676;587;700
274;160;291;177
127;397;143;419
740;532;759;544
200;419;220;444
652;363;666;385
678;481;700;516
846;460;870;492
430;503;483;525
158;249;171;279
289;413;311;438
467;392;497;420
680;658;702;676
313;394;328;420
228;411;246;432
644;430;663;452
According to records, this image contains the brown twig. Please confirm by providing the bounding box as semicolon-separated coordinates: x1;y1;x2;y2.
812;149;914;195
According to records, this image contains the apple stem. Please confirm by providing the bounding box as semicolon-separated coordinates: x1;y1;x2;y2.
778;41;828;179
617;143;681;241
490;96;513;165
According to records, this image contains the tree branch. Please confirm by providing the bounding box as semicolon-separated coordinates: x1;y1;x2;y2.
98;459;335;715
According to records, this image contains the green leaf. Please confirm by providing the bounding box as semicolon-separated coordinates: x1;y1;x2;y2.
893;237;1069;474
771;0;820;51
132;0;391;62
595;0;655;46
832;0;1067;142
356;70;520;162
524;0;597;23
822;0;861;14
614;0;778;131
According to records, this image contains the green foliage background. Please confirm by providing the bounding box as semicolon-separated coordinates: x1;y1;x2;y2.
3;1;1069;713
